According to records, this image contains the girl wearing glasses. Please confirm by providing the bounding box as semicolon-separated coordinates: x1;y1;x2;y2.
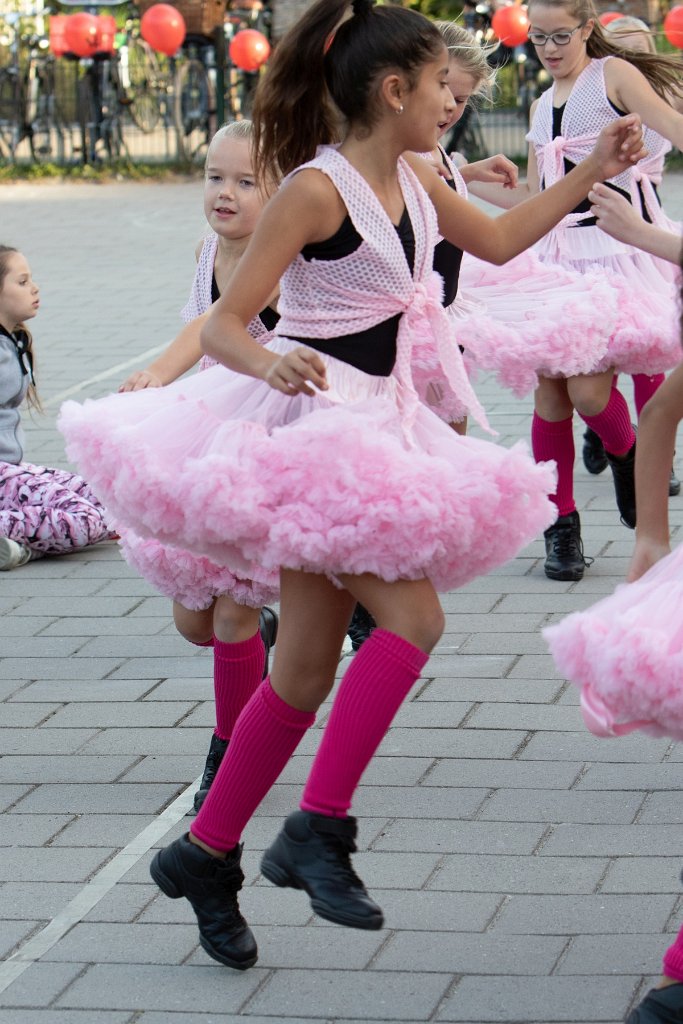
0;245;111;570
470;0;682;583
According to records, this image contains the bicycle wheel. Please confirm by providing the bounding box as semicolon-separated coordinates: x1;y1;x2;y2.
121;37;162;133
174;58;212;164
0;69;22;162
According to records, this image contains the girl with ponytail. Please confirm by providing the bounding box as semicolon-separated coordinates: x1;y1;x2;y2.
60;0;646;967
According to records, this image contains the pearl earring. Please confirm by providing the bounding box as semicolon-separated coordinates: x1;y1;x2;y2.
396;104;404;115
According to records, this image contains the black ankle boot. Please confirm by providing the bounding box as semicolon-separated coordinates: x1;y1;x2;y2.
150;834;257;969
582;427;608;475
260;810;384;930
625;982;683;1023
347;603;376;652
670;467;681;497
259;606;278;679
193;733;228;814
543;510;589;581
606;441;637;529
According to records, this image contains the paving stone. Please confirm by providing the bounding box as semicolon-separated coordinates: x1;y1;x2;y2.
576;763;683;790
117;755;202;783
0;813;74;846
0;919;41;958
55;963;266;1013
600;857;683;894
82;884;157;923
51;813;166;847
373;931;567;974
13;782;181;815
0;658;124;680
479;789;644;824
0;881;82;919
541;824;683;857
0;1013;130;1023
0;784;33;811
423;758;581;790
0;846;115;882
9;597;142;618
39;616;168;636
140;885;314;926
0;617;57;636
0;962;87;1009
8;679;158;702
492;894;675;934
435;975;636;1021
373;820;546;855
372;728;527;760
44;701;197;728
108;658;210;679
0;729;99;754
0;755;140;784
460;631;550;655
638;791;683;824
141;678;214;701
0;704;63;727
558;933;678;975
427;854;608;895
465;703;586;732
78;728;210;755
520;732;671;763
258;785;488;821
44;922;199;964
1;637;84;659
417;678;564;703
136;1016;327;1024
244;967;451;1020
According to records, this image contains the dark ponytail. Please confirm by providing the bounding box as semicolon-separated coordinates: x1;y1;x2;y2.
253;0;443;180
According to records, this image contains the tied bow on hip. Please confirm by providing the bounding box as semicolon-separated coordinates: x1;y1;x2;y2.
393;273;493;442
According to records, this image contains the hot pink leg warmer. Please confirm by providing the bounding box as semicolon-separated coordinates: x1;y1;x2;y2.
664;923;683;982
300;628;429;819
191;678;315;852
531;413;576;516
213;632;265;742
580;386;635;457
633;373;665;419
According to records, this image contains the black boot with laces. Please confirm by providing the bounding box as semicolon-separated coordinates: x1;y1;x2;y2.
606;440;637;529
260;810;384;930
543;510;589;581
582;427;608;475
193;733;228;814
150;833;257;969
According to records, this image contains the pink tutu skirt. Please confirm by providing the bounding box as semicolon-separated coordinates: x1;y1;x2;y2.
535;225;682;377
118;528;278;610
456;249;620;396
59;338;557;592
544;543;683;740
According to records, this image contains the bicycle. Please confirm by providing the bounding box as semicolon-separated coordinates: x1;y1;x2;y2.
0;8;65;164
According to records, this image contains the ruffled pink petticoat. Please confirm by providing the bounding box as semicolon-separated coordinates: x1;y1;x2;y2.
544;543;683;740
60;336;557;593
118;529;278;610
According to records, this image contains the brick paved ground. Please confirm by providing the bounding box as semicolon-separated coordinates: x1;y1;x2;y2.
0;175;682;1024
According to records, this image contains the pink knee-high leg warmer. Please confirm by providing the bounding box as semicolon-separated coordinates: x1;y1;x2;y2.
301;628;429;819
212;632;265;741
664;922;683;982
531;413;576;517
191;678;315;852
633;373;665;419
579;386;635;457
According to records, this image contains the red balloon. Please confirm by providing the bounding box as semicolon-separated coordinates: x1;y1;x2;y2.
664;5;683;47
229;29;271;72
141;3;186;57
599;11;624;25
64;12;100;58
491;5;529;45
49;14;69;57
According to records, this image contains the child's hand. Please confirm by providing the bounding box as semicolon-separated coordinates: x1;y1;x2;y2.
627;536;670;582
463;154;518;188
119;370;164;393
588;183;644;245
592;114;647;179
265;347;328;397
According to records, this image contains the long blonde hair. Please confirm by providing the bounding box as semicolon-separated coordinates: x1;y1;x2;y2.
528;0;682;99
434;21;497;103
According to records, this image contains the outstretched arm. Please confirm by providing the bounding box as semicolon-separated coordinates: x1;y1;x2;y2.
119;315;208;392
589;183;682;264
628;363;683;581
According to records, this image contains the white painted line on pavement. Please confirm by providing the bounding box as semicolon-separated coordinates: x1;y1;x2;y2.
0;774;201;994
43;343;169;410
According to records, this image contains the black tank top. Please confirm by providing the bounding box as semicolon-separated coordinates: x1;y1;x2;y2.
432;161;463;307
288;207;416;377
551;102;656;226
211;274;279;331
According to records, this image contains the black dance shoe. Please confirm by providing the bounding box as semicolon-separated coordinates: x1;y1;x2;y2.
582;427;608;475
606;440;637;529
260;810;384;930
543;510;590;581
259;606;279;678
150;834;257;969
625;983;683;1023
347;603;376;652
193;733;228;815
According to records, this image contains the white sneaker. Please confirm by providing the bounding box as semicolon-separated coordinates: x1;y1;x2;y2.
0;537;32;570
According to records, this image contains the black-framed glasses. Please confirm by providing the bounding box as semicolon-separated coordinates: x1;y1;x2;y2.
528;23;585;46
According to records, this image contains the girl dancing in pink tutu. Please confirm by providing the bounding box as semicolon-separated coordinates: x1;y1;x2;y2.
0;245;111;571
60;0;645;968
115;122;279;814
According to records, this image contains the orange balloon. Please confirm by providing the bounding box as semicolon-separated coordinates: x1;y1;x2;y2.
491;5;529;45
229;29;270;71
64;12;100;57
664;5;683;47
141;3;186;57
599;11;625;25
